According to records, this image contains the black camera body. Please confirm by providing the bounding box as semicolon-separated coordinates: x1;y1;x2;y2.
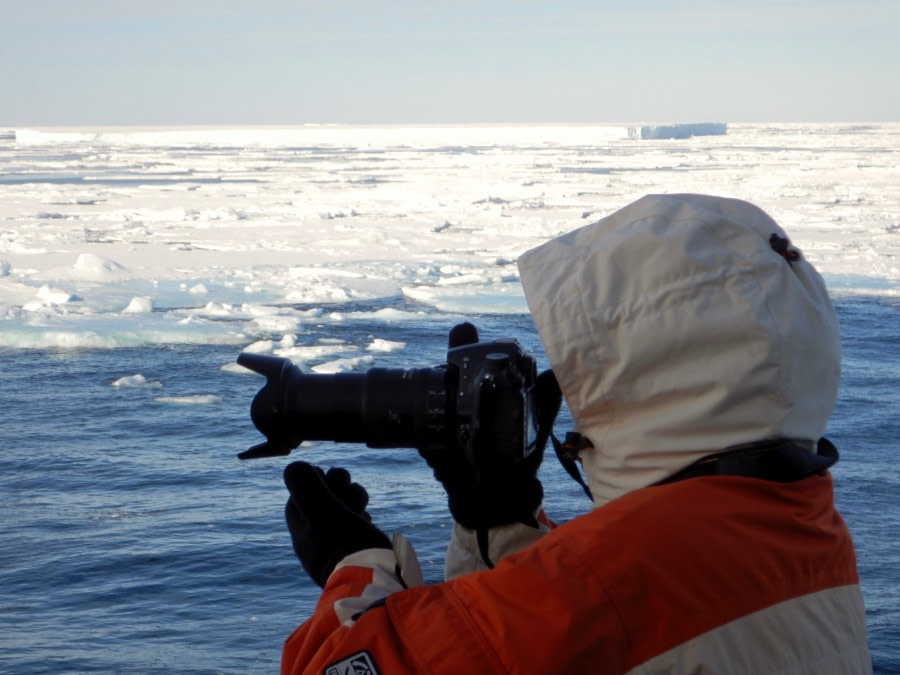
238;337;538;466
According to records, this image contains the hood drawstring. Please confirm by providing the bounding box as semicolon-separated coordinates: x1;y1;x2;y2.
552;432;594;501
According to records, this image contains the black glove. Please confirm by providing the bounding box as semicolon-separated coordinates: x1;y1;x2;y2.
283;462;391;587
422;436;545;530
417;323;555;531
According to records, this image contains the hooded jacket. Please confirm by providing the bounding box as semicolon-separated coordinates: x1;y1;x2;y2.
517;193;842;506
281;194;870;674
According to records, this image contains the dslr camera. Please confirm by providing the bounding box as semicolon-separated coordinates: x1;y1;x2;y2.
237;325;539;466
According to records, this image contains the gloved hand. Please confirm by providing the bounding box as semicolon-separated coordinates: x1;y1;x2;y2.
283;461;391;588
417;323;557;531
422;434;545;530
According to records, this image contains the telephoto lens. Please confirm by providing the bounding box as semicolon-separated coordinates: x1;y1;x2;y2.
237;336;538;463
236;352;454;460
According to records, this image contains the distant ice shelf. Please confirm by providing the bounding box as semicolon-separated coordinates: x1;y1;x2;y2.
627;123;727;140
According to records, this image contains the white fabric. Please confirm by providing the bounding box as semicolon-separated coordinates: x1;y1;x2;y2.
329;533;424;626
518;194;841;506
626;584;871;675
392;531;424;587
443;519;551;580
330;548;408;626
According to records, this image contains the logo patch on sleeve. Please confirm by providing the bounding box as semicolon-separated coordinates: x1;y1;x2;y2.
324;650;380;675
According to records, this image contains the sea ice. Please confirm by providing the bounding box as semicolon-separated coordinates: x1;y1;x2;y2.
1;123;897;353
311;356;375;374
154;395;224;405
367;339;406;352
37;284;77;304
627;123;727;140
73;253;126;279
111;374;163;388
123;296;154;313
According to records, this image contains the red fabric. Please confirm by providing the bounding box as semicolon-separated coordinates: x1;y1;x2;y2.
282;474;860;674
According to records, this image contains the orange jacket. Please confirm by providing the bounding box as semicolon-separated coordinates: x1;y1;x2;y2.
282;474;870;674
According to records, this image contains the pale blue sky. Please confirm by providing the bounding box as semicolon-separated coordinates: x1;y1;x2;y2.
2;0;897;125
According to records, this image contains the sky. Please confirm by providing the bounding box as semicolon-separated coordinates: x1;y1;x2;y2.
1;0;898;126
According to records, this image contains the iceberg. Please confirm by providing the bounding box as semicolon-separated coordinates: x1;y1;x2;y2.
627;123;727;140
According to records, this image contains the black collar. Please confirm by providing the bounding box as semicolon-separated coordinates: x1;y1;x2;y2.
658;437;839;485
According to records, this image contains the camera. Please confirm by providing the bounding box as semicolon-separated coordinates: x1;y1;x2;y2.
237;330;539;466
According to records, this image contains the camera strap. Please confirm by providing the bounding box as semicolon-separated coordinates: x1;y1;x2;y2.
534;371;594;502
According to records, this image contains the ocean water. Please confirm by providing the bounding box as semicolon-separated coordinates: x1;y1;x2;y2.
1;300;897;673
1;124;898;673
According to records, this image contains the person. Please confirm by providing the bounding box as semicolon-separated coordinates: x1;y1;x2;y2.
279;194;871;674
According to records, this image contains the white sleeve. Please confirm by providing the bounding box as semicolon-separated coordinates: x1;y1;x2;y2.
443;513;552;580
327;532;425;626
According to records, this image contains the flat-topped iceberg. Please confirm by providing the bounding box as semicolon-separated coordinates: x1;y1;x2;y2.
628;123;727;140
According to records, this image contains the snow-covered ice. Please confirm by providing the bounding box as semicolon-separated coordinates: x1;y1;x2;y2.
1;123;898;351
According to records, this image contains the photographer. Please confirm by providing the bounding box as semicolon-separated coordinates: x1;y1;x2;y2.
277;194;870;674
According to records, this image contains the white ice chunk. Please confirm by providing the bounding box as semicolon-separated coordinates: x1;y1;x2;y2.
38;284;76;304
242;334;296;353
285;284;352;303
435;272;489;286
73;253;127;280
402;284;527;314
251;314;303;333
123;296;154;314
288;266;364;279
243;339;277;354
199;301;236;317
221;362;252;374
154;395;223;405
279;334;298;348
367;338;406;352
111;374;163;388
274;343;353;363
311;356;374;374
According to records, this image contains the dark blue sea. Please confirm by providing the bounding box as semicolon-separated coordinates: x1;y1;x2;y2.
2;295;897;674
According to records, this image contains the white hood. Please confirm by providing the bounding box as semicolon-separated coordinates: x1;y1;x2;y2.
518;194;841;507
